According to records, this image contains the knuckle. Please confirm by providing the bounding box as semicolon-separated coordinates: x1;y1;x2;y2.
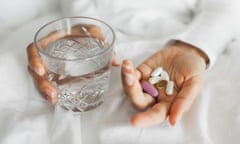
137;63;152;79
27;43;34;49
29;58;40;68
137;63;147;70
132;103;147;111
131;98;151;111
39;80;50;90
26;43;34;53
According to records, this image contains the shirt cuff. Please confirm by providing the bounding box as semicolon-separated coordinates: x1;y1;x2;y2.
165;36;213;70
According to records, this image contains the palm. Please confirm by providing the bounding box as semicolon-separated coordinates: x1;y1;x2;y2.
165;51;205;95
121;43;207;127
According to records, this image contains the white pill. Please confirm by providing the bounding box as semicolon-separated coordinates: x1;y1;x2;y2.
148;76;164;85
161;71;170;81
166;81;174;95
151;67;163;77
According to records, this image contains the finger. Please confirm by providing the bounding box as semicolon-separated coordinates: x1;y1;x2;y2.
27;30;61;75
169;76;204;126
72;24;105;41
135;70;141;80
111;51;120;67
131;101;171;127
38;31;62;48
137;54;162;80
88;25;105;41
136;49;167;80
121;59;155;110
28;67;58;105
27;43;46;76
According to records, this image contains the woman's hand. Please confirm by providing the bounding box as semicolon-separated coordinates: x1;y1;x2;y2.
121;41;209;127
27;24;119;104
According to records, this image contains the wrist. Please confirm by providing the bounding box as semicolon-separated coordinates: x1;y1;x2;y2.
173;41;209;69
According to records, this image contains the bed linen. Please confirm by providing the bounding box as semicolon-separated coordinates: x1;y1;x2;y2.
0;10;240;144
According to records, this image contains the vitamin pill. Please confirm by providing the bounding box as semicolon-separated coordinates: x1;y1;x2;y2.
141;80;159;98
166;81;174;95
154;80;168;90
148;76;163;85
151;67;163;77
161;71;170;81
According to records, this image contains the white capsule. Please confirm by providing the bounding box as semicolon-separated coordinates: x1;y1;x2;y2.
148;76;164;85
161;71;170;81
166;81;174;95
151;67;163;77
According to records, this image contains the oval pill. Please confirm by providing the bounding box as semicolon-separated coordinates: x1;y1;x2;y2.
141;81;159;97
166;81;174;95
148;76;163;85
151;67;163;77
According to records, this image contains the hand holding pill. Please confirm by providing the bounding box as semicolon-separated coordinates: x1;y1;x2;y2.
121;41;208;127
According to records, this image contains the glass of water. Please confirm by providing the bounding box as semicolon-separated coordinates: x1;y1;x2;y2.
34;17;115;112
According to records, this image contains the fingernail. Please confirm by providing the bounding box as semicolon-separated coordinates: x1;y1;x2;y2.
113;52;120;64
113;57;120;66
123;64;132;72
115;57;120;65
170;116;180;126
46;96;53;104
45;89;56;104
34;65;45;75
125;73;134;86
48;96;57;105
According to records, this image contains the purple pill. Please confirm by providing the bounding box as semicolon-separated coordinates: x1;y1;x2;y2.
141;80;158;98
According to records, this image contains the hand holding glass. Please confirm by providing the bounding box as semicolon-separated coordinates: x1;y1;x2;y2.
32;17;115;112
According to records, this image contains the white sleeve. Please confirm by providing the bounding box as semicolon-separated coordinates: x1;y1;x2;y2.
172;0;240;69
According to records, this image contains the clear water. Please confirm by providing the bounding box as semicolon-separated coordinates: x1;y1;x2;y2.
45;36;105;60
45;36;111;112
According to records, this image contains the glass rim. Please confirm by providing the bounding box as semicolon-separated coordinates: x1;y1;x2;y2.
34;16;115;61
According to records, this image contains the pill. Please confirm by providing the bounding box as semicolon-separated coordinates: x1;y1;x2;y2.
154;80;168;90
151;67;163;77
161;71;170;81
141;80;159;98
166;81;174;95
148;76;164;85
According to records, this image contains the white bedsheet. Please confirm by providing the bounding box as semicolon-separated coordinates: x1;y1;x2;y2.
0;13;240;144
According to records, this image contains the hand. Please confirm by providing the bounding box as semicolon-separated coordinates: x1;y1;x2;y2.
121;41;209;127
27;24;119;104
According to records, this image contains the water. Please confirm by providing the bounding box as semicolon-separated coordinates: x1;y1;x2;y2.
45;36;105;60
47;66;110;112
44;36;111;112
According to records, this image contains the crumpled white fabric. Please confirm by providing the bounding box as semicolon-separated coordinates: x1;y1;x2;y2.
1;10;240;144
60;0;192;39
0;0;59;38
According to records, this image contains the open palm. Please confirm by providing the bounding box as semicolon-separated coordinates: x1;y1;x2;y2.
121;41;208;127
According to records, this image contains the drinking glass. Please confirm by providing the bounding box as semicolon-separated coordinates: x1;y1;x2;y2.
34;17;115;112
